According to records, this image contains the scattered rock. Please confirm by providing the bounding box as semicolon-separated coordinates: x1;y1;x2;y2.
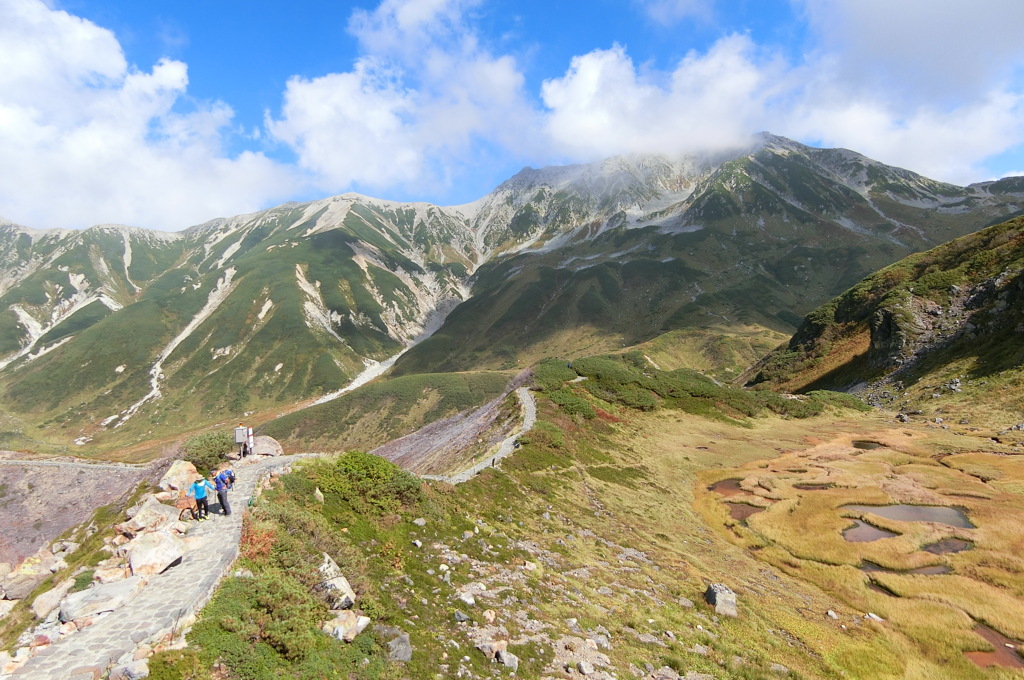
413;518;427;527
826;610;839;620
458;592;476;607
454;610;471;622
769;662;790;674
313;487;325;504
577;660;596;675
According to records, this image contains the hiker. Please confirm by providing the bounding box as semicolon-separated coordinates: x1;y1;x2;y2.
215;468;234;516
187;475;216;520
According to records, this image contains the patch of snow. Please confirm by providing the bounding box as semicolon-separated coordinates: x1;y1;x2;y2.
216;239;242;269
274;362;283;372
110;267;238;427
257;298;273;321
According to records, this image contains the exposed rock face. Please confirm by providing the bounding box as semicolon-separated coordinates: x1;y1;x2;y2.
704;583;738;617
313;553;356;610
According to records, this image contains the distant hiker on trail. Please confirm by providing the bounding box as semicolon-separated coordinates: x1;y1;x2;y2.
215;468;234;516
187;475;216;520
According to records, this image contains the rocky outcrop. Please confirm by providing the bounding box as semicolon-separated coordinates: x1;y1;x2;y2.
313;553;356;610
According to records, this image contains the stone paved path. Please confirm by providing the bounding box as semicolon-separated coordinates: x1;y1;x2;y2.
7;455;307;680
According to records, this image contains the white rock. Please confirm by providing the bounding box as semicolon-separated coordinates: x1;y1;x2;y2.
314;553;356;610
128;530;185;576
158;460;199;492
59;576;145;622
31;578;75;619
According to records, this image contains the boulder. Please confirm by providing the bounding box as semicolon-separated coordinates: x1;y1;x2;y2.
313;553;356;610
0;600;16;619
704;583;738;617
387;631;412;662
121;498;182;536
252;435;283;456
322;610;370;642
0;563;10;581
476;639;507;660
3;571;50;601
313;487;325;504
109;659;149;680
127;530;185;576
59;576;145;622
31;578;75;619
93;566;129;584
158;460;199;492
496;649;519;672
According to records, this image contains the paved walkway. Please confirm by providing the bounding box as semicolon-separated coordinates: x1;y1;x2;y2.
7;455;306;680
424;386;537;485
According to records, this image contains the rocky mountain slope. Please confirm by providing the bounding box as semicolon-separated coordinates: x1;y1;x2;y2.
745;215;1024;431
0;134;1021;451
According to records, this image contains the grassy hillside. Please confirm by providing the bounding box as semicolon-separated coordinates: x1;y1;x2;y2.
746;216;1024;430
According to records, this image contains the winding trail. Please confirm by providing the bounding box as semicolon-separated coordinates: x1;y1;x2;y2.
424;387;537;485
8;455;309;680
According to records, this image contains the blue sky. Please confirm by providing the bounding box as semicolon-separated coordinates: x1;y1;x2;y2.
2;0;1023;230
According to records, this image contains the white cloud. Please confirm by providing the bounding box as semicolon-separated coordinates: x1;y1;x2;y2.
267;0;538;197
541;36;783;158
0;0;296;230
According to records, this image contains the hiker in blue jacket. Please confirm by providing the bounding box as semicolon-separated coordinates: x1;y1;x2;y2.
187;475;216;520
215;468;234;516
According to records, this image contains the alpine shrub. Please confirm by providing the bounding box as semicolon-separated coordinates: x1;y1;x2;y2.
182;431;234;475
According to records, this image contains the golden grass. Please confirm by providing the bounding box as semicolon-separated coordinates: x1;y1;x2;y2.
695;422;1024;676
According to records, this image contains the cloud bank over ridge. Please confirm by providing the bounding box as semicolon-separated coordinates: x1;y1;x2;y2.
1;0;1022;230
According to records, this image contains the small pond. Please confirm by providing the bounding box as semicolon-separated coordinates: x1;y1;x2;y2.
966;625;1024;670
793;483;833;491
860;561;951;575
923;538;973;555
708;479;744;497
726;502;765;522
843;519;898;542
840;504;975;528
852;440;884;450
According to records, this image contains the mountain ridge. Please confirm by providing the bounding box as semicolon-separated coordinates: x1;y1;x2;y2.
0;133;1021;450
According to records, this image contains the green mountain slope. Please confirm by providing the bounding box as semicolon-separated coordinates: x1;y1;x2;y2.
746;215;1024;430
0;135;1022;450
